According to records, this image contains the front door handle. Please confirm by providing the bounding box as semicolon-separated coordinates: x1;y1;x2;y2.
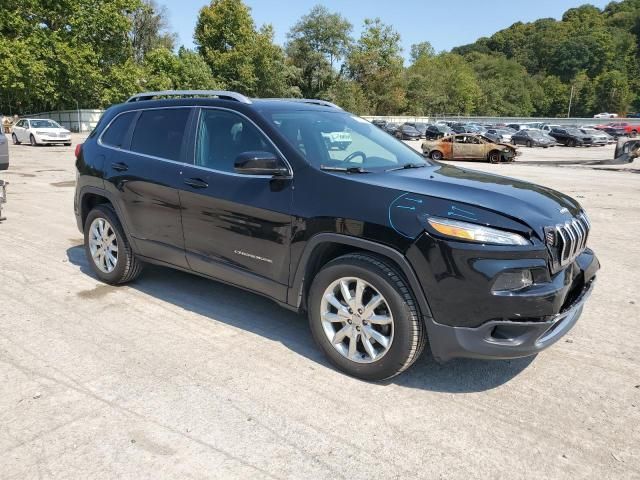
184;177;208;189
111;162;128;172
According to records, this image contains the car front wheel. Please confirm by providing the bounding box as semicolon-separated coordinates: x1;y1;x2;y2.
308;253;427;381
430;150;443;160
84;204;142;284
29;134;38;146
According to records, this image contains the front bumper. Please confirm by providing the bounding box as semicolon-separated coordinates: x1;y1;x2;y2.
407;232;600;362
39;137;71;143
427;276;595;361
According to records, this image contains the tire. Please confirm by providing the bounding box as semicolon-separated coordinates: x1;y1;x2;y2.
429;150;443;160
567;139;576;147
631;130;637;138
511;139;516;145
488;150;501;164
83;204;143;284
526;140;533;148
308;253;427;381
11;133;20;145
29;134;38;146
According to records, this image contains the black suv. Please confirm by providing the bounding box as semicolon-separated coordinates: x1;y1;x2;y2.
74;90;599;381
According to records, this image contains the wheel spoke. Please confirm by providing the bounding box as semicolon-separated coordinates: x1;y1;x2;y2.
365;326;389;348
339;280;352;307
367;314;392;325
332;325;351;345
325;293;350;317
354;280;365;310
361;331;376;359
348;331;358;359
362;294;383;318
323;311;344;323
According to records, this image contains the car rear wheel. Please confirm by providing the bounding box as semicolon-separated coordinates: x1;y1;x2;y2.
308;253;426;381
84;204;142;284
429;150;443;160
526;140;533;148
29;134;37;146
11;133;20;145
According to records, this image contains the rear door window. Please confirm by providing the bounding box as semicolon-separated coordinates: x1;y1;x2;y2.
130;108;191;162
101;112;136;149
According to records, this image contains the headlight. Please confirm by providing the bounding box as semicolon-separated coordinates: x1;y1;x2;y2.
427;217;529;245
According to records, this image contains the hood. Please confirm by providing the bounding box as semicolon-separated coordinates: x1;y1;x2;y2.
353;163;582;238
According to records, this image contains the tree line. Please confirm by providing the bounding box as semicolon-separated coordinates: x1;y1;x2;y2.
1;0;638;117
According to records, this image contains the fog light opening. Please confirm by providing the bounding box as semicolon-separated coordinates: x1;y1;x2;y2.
492;270;533;293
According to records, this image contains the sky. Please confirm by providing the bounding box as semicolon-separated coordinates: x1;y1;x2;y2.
163;0;611;59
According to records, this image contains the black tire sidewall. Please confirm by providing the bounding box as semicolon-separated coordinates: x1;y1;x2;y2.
12;133;19;145
30;135;37;146
430;151;442;160
83;205;131;284
308;259;421;381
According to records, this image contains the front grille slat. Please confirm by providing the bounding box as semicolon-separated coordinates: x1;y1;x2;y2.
548;212;590;269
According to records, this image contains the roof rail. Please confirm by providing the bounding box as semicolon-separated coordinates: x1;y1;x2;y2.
291;99;343;110
126;90;252;104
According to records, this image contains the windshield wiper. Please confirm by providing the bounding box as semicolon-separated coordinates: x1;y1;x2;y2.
320;165;371;173
386;163;428;172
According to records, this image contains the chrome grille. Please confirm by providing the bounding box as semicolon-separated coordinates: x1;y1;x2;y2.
546;213;590;268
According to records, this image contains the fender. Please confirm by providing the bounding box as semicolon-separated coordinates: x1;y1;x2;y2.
76;186;140;253
288;233;434;321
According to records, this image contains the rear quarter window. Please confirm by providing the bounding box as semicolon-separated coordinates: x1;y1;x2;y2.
101;112;136;148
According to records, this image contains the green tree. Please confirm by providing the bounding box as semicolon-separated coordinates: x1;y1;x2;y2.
346;18;405;115
406;53;479;115
129;0;177;63
594;70;633;114
409;41;435;63
326;78;371;115
466;53;540;116
285;5;352;98
194;0;295;97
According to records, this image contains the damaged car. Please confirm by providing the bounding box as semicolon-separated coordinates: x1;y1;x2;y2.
421;133;518;163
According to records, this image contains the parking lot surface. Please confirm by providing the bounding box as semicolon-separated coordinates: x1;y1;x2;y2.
1;137;639;479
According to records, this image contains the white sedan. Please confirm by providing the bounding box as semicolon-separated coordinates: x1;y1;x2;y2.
12;119;71;146
593;112;619;119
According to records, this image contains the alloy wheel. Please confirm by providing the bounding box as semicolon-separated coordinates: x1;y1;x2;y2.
320;277;394;363
88;217;119;273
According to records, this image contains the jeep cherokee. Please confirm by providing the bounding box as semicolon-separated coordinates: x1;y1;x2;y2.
74;90;599;381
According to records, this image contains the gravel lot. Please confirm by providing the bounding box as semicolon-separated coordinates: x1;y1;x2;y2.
1;136;639;479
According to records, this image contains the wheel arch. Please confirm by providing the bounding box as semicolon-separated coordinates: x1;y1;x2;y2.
77;186;138;252
289;233;434;321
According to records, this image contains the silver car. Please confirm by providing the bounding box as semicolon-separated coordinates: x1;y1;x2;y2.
580;128;610;146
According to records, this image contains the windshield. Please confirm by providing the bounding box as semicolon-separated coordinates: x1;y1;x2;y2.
528;130;545;137
566;128;583;135
30;120;61;129
265;111;429;171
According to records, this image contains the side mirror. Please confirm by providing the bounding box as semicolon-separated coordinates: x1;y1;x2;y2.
234;151;290;177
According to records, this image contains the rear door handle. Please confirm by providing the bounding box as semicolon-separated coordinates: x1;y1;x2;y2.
111;162;128;172
184;177;208;189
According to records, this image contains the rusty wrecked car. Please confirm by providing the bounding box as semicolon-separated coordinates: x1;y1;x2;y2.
421;133;518;163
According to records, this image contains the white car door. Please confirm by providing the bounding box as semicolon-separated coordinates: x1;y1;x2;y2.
12;120;24;141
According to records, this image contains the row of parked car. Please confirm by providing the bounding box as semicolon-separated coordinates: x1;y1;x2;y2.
371;118;636;150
